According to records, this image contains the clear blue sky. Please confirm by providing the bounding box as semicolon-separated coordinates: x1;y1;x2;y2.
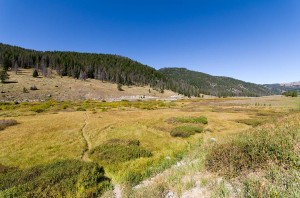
1;0;299;84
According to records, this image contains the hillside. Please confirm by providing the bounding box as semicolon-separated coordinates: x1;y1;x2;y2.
0;43;199;97
159;68;273;97
1;43;275;98
0;69;180;102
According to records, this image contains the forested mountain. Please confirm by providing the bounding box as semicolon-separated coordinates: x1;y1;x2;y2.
0;43;202;96
159;68;273;97
0;43;166;85
0;43;273;97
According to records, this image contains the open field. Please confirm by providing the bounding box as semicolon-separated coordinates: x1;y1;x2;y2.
0;95;300;197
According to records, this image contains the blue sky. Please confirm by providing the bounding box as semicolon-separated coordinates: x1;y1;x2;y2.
0;0;299;84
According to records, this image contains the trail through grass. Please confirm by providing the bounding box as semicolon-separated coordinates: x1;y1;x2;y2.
81;113;92;162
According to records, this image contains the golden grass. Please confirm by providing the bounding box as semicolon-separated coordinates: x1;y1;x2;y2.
0;95;299;184
0;112;85;168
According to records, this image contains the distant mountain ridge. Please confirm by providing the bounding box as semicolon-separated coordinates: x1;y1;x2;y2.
159;68;273;97
264;81;300;94
0;43;273;97
280;81;300;86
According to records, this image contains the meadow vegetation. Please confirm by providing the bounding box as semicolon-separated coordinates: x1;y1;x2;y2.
206;113;300;197
234;118;266;127
0;96;300;196
170;125;204;138
89;139;152;164
0;99;176;116
167;116;208;124
0;160;111;197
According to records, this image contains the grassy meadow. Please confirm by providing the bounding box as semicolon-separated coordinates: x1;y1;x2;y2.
0;95;300;197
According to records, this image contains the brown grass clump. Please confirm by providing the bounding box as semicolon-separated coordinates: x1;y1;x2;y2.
0;119;18;130
0;164;15;173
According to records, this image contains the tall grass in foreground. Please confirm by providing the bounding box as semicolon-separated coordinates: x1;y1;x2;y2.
206;113;300;197
90;138;189;186
0;160;111;197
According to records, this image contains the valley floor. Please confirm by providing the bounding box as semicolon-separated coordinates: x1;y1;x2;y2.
0;96;299;197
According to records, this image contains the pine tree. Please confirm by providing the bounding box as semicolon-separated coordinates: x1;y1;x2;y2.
117;84;124;91
0;67;9;83
33;69;39;77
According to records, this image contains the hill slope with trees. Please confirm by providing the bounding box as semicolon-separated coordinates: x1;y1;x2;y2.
0;43;200;97
159;68;272;97
1;43;273;97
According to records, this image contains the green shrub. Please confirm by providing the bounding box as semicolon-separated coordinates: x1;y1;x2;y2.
105;138;140;146
168;116;208;124
31;107;45;113
235;118;265;127
126;172;144;186
0;160;111;197
31;105;49;113
283;90;298;97
23;87;29;93
31;100;57;113
89;139;152;164
117;84;124;91
62;104;69;109
76;107;86;111
170;125;203;138
242;166;300;198
0;68;9;83
206;115;300;178
190;116;208;124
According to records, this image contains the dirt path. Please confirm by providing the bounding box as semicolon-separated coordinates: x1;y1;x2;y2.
80;113;123;197
113;184;122;198
134;159;199;190
80;113;122;197
81;113;92;162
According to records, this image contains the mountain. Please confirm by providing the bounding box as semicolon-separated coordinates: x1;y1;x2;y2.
1;43;273;97
264;82;300;94
0;43;205;97
159;68;273;97
0;43;166;86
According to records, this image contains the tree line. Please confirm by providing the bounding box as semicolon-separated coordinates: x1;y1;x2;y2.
282;90;298;97
159;68;273;97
